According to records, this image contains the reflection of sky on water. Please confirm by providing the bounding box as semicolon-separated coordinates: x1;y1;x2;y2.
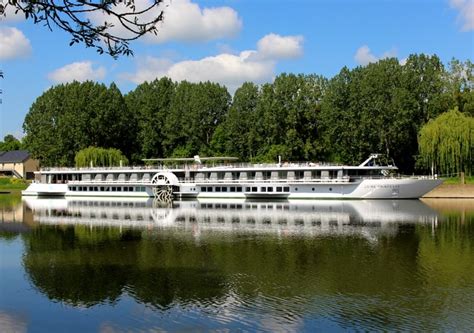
0;311;28;333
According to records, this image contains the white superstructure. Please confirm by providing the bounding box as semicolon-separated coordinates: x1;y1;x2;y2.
22;154;442;199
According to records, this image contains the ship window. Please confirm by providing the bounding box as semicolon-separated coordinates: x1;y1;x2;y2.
230;187;235;192
252;187;258;192
94;187;98;191
284;187;290;192
261;187;266;192
124;187;129;192
215;187;221;192
276;187;282;192
267;187;273;192
201;187;207;192
207;187;212;192
100;187;105;191
329;187;332;191
312;188;315;191
295;188;298;191
236;187;242;192
222;187;227;192
246;187;251;192
129;187;133;192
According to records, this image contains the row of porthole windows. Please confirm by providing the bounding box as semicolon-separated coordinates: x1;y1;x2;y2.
69;186;147;192
200;186;291;193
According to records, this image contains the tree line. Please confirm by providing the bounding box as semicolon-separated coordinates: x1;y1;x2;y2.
16;54;473;174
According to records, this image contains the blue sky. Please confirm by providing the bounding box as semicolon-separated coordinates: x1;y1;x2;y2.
0;0;473;138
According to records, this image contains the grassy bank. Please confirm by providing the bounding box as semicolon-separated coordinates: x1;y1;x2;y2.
441;176;474;185
0;177;29;191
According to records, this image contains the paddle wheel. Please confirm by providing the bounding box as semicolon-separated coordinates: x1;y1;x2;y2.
150;172;179;204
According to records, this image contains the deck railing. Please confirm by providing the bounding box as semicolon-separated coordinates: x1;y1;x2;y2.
40;161;356;172
62;174;435;185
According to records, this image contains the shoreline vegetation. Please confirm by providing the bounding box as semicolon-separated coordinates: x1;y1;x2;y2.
0;178;29;191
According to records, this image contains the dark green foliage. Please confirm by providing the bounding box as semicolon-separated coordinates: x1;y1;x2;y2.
23;81;137;166
161;81;231;157
0;134;22;151
75;147;129;167
212;74;327;162
125;77;175;161
320;55;449;172
211;82;260;159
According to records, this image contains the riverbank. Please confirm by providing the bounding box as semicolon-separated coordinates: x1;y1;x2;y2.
423;184;474;198
0;177;29;191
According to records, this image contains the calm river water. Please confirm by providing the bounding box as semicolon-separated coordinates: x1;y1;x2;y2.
1;195;473;332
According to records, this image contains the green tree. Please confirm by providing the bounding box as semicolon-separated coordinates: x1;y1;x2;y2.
256;73;327;162
23;81;136;166
443;59;474;116
418;108;473;175
320;55;447;172
125;78;175;160
211;82;260;159
75;147;128;167
162;81;230;157
0;134;22;151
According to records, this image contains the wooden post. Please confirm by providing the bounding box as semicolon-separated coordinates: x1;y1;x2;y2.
460;171;465;185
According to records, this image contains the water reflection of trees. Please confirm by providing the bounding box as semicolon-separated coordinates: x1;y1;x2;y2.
15;204;474;331
23;226;227;308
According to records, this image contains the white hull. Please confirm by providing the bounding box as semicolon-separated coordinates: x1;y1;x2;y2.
23;178;442;199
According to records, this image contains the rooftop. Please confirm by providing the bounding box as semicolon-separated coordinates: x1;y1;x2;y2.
0;150;31;163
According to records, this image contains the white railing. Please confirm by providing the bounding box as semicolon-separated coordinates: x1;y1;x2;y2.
40;161;351;172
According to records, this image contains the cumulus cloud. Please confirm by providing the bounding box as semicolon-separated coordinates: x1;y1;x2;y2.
255;33;304;60
450;0;474;31
354;45;397;66
48;61;106;83
120;33;304;93
0;27;31;60
88;0;242;44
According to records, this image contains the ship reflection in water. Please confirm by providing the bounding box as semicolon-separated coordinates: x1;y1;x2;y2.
1;197;472;332
23;197;439;239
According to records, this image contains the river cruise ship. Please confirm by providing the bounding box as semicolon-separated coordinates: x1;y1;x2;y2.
22;154;442;200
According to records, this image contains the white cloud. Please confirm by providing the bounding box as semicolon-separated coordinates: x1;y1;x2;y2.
88;0;242;44
0;27;31;60
0;3;26;23
121;52;274;93
450;0;474;31
121;33;304;93
48;61;106;83
150;0;242;43
255;33;304;60
354;45;397;66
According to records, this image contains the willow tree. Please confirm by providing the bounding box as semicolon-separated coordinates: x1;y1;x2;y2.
75;147;128;168
418;108;473;175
